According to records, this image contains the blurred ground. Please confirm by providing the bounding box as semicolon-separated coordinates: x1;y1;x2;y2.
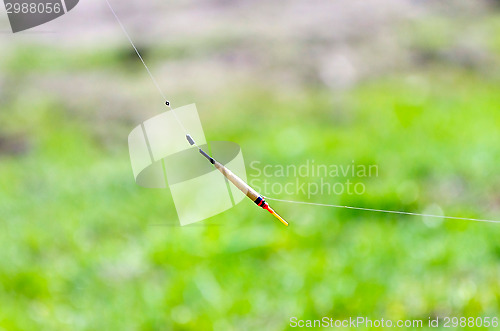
1;0;500;330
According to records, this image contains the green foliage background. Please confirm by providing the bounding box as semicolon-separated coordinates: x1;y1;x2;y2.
1;3;500;331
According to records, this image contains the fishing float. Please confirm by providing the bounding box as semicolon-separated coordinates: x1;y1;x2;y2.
185;134;289;226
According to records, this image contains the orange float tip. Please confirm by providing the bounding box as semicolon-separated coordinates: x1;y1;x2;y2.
264;205;289;226
271;211;289;226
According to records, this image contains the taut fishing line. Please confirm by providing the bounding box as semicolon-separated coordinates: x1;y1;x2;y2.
105;0;499;226
104;0;196;147
266;198;500;225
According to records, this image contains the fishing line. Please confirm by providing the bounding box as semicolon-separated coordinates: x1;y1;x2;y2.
266;197;500;225
104;0;197;147
105;0;497;227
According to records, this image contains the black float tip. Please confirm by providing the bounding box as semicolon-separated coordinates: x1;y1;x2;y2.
186;134;196;146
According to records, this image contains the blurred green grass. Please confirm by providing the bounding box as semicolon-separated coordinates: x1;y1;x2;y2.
2;25;500;331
